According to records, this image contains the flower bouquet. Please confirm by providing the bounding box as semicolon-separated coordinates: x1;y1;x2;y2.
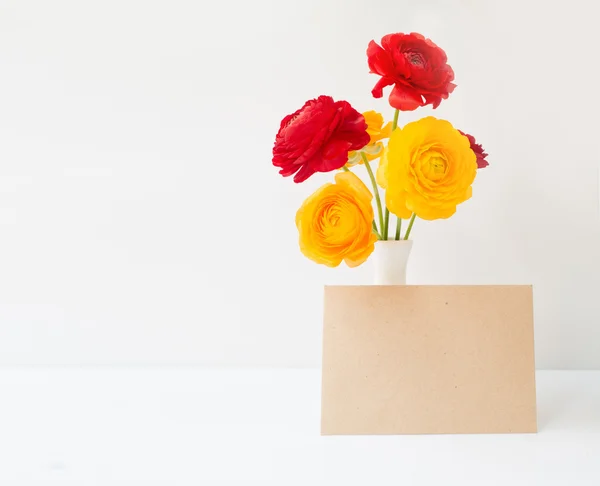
272;34;540;437
272;32;488;284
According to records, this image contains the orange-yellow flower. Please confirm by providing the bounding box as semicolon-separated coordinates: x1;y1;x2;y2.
384;117;477;220
296;172;377;267
346;111;392;166
364;110;393;143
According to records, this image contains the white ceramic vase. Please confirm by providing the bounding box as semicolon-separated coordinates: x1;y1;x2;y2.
372;240;413;285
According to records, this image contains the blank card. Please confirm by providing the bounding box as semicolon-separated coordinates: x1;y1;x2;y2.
321;285;537;435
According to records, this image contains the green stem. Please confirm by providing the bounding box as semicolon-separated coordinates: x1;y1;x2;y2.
392;109;400;130
403;213;417;240
395;217;402;240
383;209;390;240
343;164;381;239
372;221;382;240
381;109;401;241
361;152;384;237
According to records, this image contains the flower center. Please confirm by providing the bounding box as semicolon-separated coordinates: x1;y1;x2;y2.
404;50;425;67
420;150;448;182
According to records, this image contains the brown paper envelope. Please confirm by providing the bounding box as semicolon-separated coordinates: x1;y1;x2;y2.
321;285;537;435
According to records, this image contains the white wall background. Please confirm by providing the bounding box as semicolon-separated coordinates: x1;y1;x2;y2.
0;0;599;368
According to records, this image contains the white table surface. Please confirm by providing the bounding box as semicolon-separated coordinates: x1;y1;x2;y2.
0;368;598;485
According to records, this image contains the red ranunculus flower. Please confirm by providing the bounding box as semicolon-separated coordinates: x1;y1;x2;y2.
367;32;456;111
459;130;489;169
272;96;370;183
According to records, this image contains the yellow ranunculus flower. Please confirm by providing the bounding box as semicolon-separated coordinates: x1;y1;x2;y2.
376;146;388;189
346;111;392;167
385;117;477;220
295;171;377;267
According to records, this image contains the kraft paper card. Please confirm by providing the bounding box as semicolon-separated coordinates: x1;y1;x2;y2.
321;285;537;435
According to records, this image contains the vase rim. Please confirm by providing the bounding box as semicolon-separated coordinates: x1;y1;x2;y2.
376;239;413;244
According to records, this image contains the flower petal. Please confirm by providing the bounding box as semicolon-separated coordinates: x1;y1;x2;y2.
371;76;395;99
367;40;395;75
389;84;424;111
292;162;317;183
